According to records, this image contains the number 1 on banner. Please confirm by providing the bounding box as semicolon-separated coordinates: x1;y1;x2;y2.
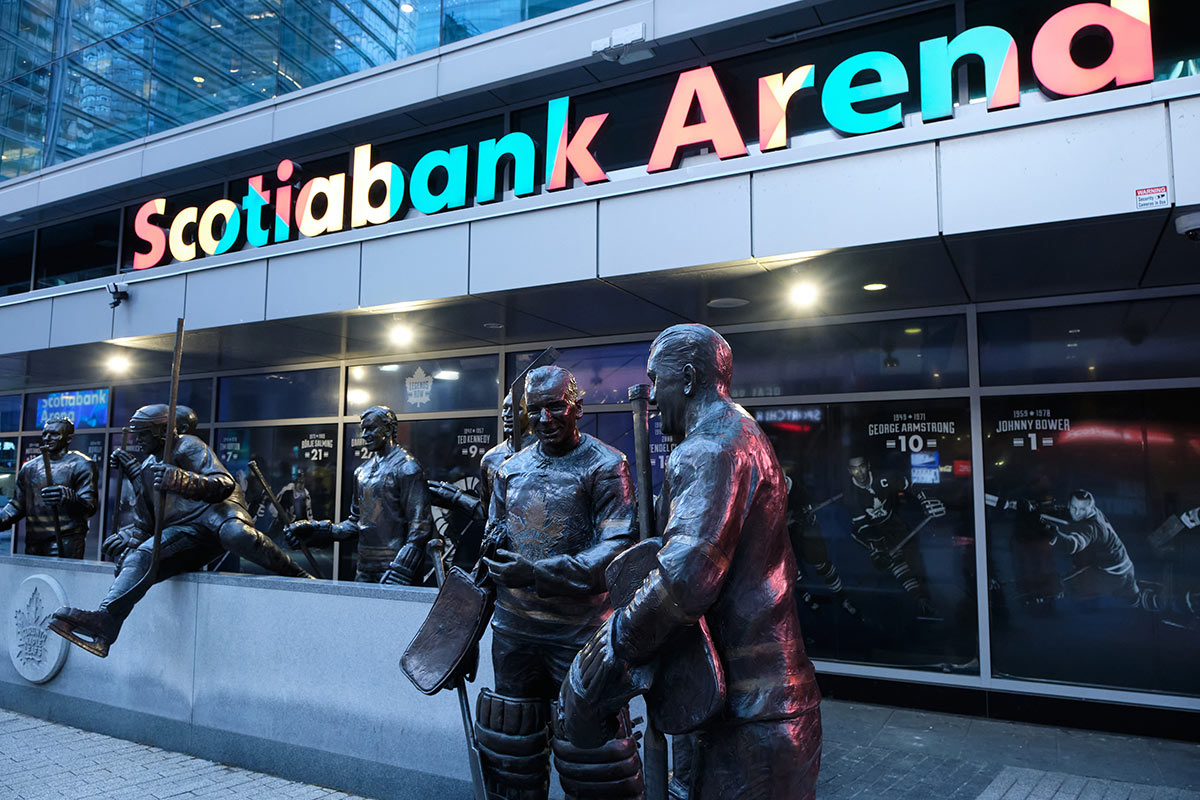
1027;433;1038;451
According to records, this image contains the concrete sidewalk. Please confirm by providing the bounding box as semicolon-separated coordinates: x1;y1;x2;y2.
2;701;1198;799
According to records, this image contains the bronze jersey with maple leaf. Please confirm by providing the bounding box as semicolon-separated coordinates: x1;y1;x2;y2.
487;433;638;640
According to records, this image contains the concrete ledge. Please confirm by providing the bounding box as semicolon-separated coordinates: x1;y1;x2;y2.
0;556;481;799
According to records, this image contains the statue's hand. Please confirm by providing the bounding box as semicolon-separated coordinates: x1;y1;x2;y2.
381;542;424;585
1182;506;1200;530
39;485;75;507
557;617;638;748
150;463;187;493
482;548;535;588
109;448;138;472
102;527;144;573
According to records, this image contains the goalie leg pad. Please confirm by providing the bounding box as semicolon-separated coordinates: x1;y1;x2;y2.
475;689;550;798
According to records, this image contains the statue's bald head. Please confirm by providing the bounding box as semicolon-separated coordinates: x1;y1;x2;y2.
649;324;733;394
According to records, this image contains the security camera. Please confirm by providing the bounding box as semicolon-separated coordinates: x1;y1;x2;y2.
1176;211;1200;242
107;282;129;308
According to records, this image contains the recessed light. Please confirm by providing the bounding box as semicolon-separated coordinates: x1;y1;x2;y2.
192;75;205;84
862;283;887;292
483;322;504;330
390;325;413;345
904;327;922;335
107;355;130;373
707;297;749;309
401;2;414;11
790;283;818;308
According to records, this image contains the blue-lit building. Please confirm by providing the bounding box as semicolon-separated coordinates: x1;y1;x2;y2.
1;0;1199;795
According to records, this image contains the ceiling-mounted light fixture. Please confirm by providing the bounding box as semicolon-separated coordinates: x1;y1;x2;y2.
790;282;818;308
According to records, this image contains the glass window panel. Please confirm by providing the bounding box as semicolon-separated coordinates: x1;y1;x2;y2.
979;297;1200;386
218;368;340;421
726;316;969;399
346;355;498;416
13;432;105;558
48;31;152;165
0;436;17;554
120;185;226;271
0;395;21;431
506;342;651;407
0;232;33;295
578;409;669;496
35;210;120;287
439;0;587;46
213;424;336;577
755;398;978;671
111;379;213;426
277;0;398;94
68;0;157;53
400;0;433;55
983;389;1200;696
23;387;110;431
0;66;52;179
149;0;281;134
0;0;56;82
341;415;496;574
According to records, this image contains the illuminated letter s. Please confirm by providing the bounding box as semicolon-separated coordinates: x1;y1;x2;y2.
132;198;167;269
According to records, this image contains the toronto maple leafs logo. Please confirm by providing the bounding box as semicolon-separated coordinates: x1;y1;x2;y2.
14;587;52;668
406;367;433;408
508;491;567;560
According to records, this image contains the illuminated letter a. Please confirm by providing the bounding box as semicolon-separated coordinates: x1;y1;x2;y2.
648;66;747;173
1032;0;1153;97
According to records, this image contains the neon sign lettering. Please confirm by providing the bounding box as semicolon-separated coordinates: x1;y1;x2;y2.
130;1;1156;270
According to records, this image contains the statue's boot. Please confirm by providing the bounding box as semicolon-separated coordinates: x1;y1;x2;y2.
48;607;121;658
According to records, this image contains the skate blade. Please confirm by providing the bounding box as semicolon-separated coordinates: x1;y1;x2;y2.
47;618;110;658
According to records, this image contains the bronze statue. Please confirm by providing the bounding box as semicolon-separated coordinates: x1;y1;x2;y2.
0;417;98;558
48;403;312;657
478;390;534;513
559;324;822;800
285;405;432;583
478;365;644;800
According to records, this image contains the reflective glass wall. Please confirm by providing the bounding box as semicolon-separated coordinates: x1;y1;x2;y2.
0;0;590;180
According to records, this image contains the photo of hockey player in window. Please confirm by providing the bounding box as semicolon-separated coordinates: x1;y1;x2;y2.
983;389;1200;697
756;398;977;673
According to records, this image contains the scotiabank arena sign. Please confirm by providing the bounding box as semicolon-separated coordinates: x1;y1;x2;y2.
132;0;1156;270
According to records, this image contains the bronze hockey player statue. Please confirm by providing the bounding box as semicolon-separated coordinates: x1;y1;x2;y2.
48;403;313;657
285;405;432;583
558;324;822;800
476;365;645;800
0;417;98;558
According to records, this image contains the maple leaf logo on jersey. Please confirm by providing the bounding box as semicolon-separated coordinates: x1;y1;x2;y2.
509;490;567;560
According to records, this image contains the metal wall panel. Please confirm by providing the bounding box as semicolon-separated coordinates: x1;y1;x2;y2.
360;224;470;307
49;290;113;348
143;111;275;178
112;275;186;339
0;181;40;221
0;298;52;355
1170;96;1200;208
185;261;268;330
272;62;440;144
599;175;752;277
265;244;362;320
752;144;939;257
36;151;145;207
940;106;1172;234
468;201;597;293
